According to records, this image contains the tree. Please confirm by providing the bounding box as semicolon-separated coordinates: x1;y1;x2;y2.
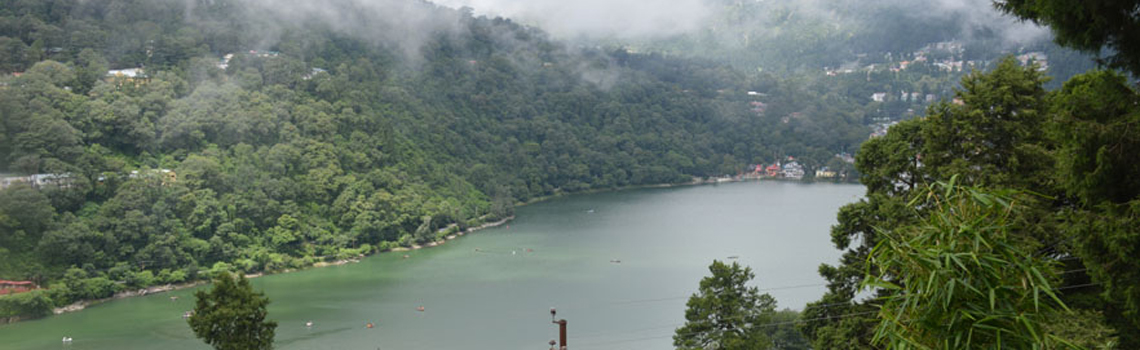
1050;71;1140;345
73;48;107;94
804;58;1062;349
766;309;810;350
188;272;277;350
995;0;1140;75
674;260;778;350
919;57;1052;191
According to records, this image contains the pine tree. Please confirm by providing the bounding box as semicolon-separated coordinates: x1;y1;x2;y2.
188;272;277;350
674;261;777;350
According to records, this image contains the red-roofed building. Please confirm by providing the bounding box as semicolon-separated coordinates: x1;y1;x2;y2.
765;163;782;177
0;280;37;295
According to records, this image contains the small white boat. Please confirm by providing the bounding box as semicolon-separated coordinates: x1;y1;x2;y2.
305;321;313;328
62;337;72;343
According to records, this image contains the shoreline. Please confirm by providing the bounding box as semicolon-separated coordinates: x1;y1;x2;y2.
7;176;853;324
47;281;208;317
514;175;854;208
14;214;518;323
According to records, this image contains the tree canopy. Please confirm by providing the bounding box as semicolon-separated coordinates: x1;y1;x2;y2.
188;272;277;350
996;0;1140;75
674;260;778;350
804;56;1140;348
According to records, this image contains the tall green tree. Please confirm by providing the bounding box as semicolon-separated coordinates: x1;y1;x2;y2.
72;48;107;94
1049;69;1140;346
803;58;1055;350
674;260;778;350
188;272;277;350
996;0;1140;75
995;0;1140;345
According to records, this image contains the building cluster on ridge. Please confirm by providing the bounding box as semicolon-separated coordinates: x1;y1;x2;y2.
0;168;176;191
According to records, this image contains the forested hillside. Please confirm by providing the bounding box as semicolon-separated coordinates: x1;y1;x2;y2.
799;24;1140;350
4;2;1133;347
632;0;1092;77
0;0;875;309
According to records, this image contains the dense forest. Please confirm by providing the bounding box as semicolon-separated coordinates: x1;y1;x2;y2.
0;0;878;317
799;22;1140;350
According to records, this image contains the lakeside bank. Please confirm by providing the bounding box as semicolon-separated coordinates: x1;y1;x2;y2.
0;214;518;325
3;175;854;325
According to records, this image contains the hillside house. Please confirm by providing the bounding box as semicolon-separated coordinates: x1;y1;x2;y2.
749;101;768;114
302;67;328;80
765;163;782;177
1;173;75;190
0;176;28;189
0;280;37;295
249;50;280;58
782;160;805;180
129;169;177;185
217;53;234;70
871;92;887;102
107;68;145;79
1016;52;1048;71
815;167;837;178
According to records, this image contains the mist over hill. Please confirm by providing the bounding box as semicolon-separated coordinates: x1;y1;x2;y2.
0;0;874;292
0;0;1109;337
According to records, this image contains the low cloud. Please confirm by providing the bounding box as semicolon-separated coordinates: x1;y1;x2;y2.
431;0;713;39
430;0;1049;45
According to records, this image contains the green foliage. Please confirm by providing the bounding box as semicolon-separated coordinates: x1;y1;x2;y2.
0;290;54;320
1049;70;1140;206
1042;309;1119;350
1064;203;1140;346
809;55;1136;348
866;180;1072;349
674;260;777;350
0;0;878;305
919;57;1053;189
996;0;1140;75
49;267;119;305
766;309;810;350
188;272;276;350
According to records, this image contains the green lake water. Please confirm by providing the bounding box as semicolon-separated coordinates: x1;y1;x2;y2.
0;181;863;350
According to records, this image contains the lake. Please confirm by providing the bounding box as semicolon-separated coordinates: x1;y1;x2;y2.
0;181;863;350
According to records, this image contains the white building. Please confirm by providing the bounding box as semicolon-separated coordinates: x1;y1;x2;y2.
782;160;805;180
1;173;75;190
107;68;145;78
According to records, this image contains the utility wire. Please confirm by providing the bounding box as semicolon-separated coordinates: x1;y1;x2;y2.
575;282;1103;347
604;283;828;306
576;310;880;348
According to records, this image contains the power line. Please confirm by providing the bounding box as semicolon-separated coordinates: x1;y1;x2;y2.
575;282;1103;347
575;310;880;348
604;282;829;306
1056;282;1099;291
576;299;874;340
